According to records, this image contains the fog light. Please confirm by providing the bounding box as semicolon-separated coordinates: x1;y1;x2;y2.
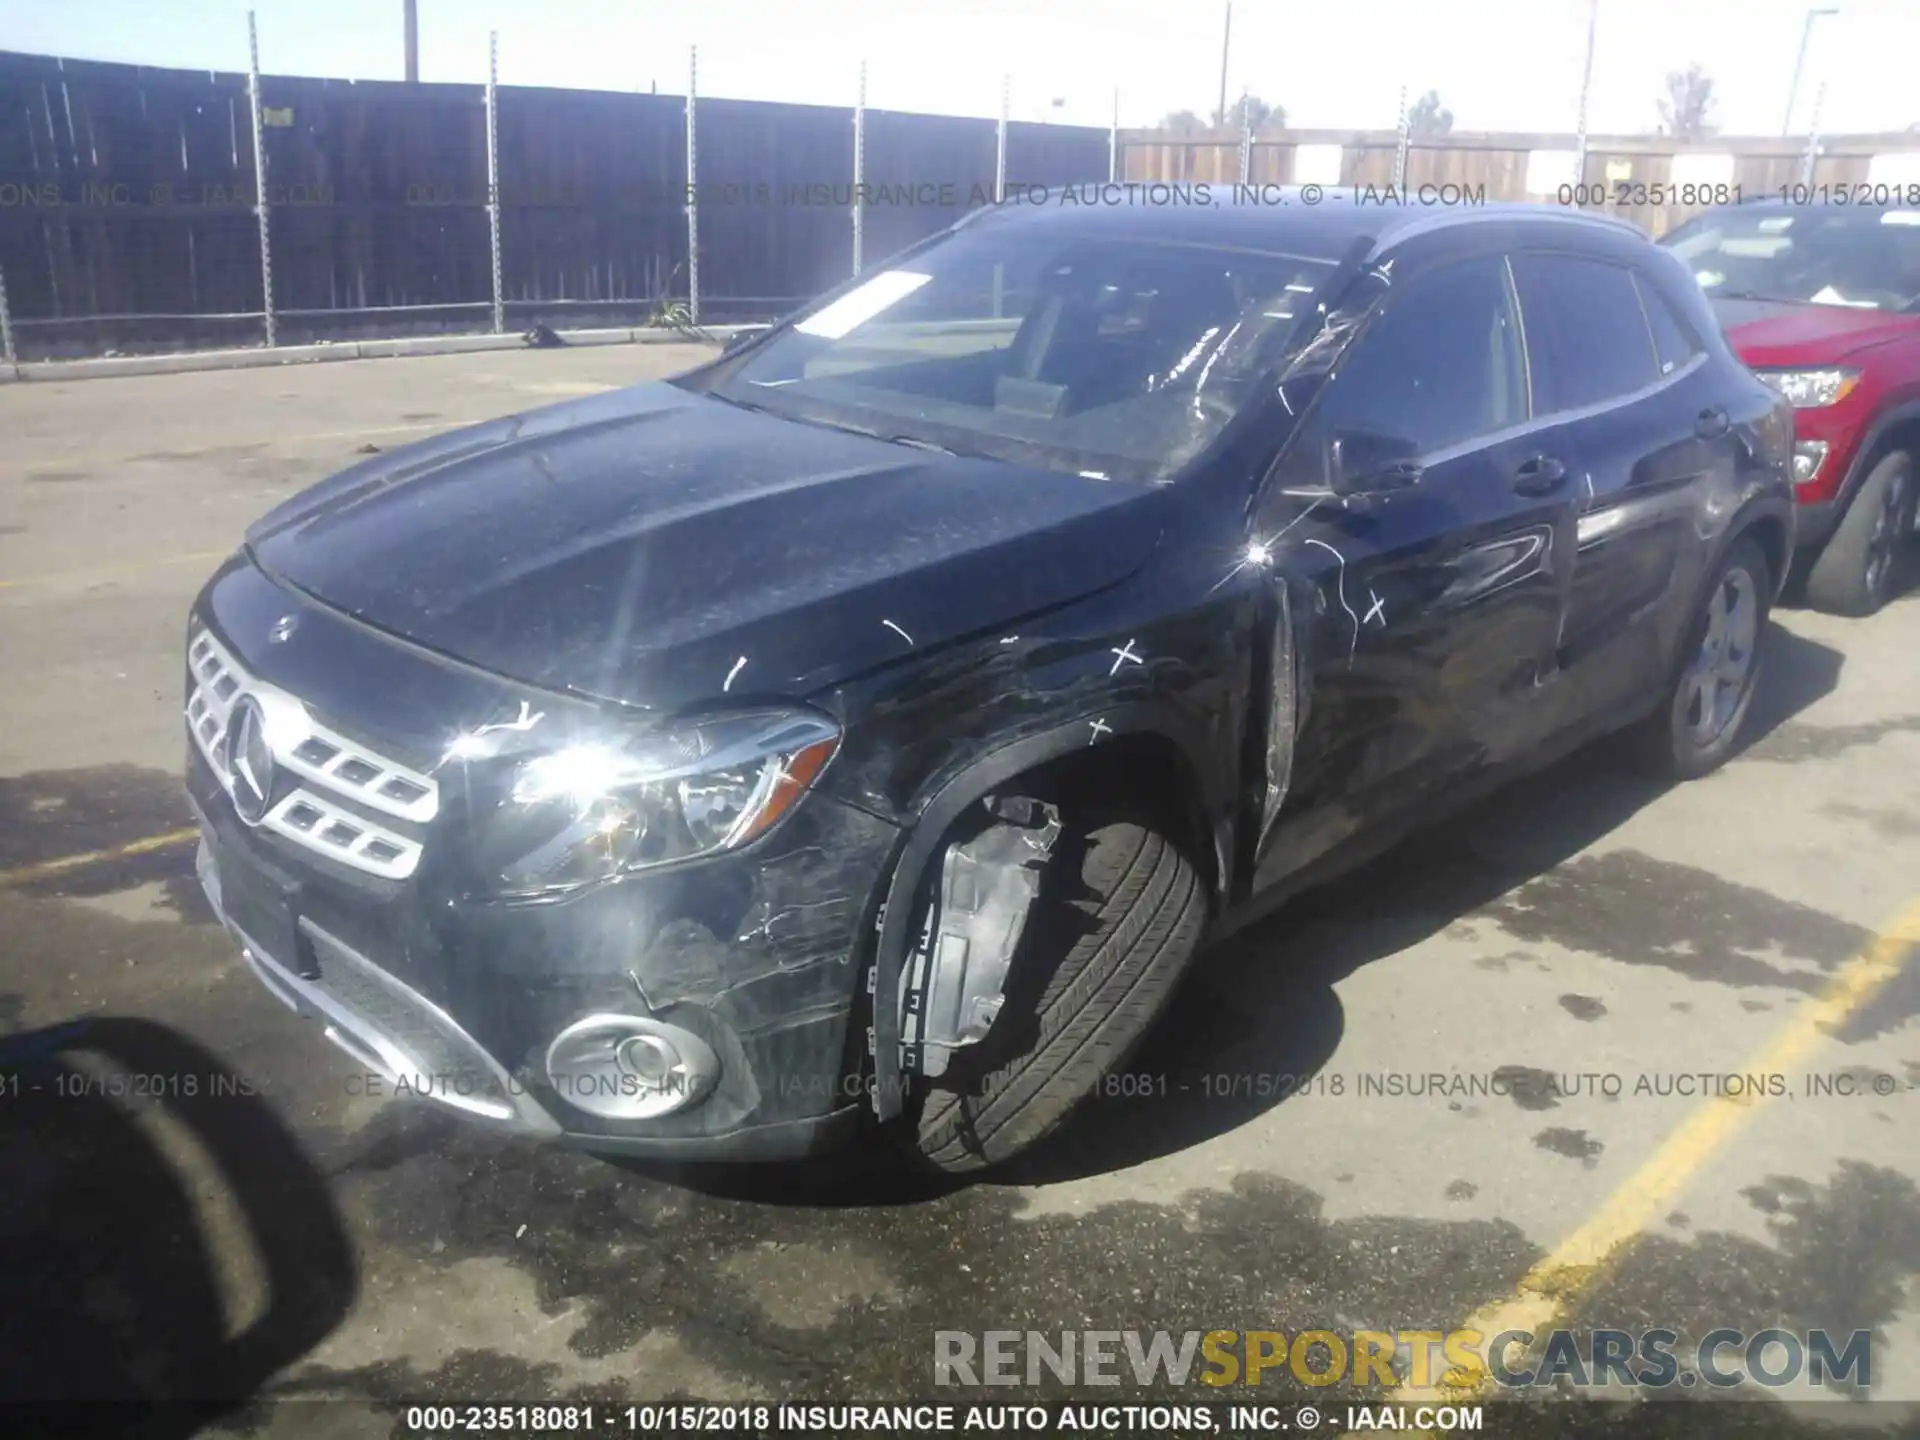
617;1033;678;1087
545;1013;719;1120
1792;440;1829;486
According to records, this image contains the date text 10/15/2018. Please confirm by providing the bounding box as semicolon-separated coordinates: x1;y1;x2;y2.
1560;182;1920;208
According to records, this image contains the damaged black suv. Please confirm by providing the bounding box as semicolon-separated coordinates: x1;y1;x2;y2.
188;195;1793;1171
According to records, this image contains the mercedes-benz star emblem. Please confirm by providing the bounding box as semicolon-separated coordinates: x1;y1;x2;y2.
223;695;277;825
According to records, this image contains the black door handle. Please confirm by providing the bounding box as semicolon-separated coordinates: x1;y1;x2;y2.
1512;454;1568;496
1695;406;1731;438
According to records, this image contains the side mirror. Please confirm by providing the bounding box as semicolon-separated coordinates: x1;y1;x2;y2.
721;325;769;356
1327;428;1425;498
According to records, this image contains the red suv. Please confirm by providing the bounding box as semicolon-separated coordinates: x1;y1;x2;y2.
1662;201;1920;614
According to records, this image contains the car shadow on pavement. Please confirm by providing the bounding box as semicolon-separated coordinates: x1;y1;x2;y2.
0;1015;356;1438
1002;621;1847;1186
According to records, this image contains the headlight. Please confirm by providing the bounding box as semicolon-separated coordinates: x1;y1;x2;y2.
1756;368;1860;409
479;710;840;897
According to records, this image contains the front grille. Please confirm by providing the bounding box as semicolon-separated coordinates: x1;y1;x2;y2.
187;625;439;880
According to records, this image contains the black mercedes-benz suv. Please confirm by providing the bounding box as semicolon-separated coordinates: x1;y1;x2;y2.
187;195;1794;1171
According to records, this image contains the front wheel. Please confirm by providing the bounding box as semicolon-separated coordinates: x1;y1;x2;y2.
1636;536;1771;781
907;810;1206;1174
1804;450;1916;616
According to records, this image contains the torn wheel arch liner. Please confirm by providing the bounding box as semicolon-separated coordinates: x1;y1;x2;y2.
861;703;1228;1121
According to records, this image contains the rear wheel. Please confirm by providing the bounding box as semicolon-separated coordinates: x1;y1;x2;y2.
908;810;1205;1174
1636;536;1770;781
1805;450;1916;616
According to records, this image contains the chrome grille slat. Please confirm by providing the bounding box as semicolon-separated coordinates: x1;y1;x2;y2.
186;626;436;880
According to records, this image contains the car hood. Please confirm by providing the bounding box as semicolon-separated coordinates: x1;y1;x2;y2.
1711;295;1917;366
247;383;1165;711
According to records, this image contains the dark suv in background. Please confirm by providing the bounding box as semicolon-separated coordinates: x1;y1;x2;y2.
1663;200;1920;614
187;196;1793;1173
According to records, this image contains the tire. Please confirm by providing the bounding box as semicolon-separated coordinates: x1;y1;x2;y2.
1635;536;1771;781
908;811;1206;1173
1805;450;1916;617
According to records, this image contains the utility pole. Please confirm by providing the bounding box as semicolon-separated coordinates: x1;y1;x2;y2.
403;0;419;82
1783;7;1840;135
1573;0;1598;188
1216;2;1232;128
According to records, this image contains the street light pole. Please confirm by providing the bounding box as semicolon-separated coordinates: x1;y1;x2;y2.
1783;7;1840;136
403;0;419;82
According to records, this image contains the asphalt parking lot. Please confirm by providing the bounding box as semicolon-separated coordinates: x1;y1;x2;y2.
1;344;1917;1438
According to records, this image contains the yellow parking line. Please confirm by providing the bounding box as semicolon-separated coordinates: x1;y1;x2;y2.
0;827;199;886
1366;895;1920;1426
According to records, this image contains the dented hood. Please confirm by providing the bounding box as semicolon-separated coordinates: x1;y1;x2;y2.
246;383;1164;710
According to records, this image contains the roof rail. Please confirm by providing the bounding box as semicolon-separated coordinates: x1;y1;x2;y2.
1366;203;1646;259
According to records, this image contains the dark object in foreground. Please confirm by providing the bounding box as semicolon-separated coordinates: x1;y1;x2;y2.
0;1017;354;1436
185;194;1794;1172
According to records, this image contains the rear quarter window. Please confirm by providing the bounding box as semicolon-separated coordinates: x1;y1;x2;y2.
1512;252;1663;414
1632;272;1705;376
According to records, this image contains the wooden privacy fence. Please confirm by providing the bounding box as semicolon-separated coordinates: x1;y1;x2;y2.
1119;127;1920;237
5;38;1920;363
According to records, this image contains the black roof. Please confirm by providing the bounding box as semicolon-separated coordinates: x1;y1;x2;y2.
969;185;1644;261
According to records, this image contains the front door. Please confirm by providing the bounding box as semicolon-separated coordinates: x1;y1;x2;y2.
1249;249;1580;888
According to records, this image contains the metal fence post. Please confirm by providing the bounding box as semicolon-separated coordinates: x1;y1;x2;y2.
686;46;700;326
1108;87;1119;183
1800;81;1826;188
484;31;504;334
0;260;15;369
852;61;866;277
246;11;277;347
1392;84;1410;189
1238;90;1252;184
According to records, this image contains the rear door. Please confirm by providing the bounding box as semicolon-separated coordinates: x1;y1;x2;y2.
1250;250;1580;887
1508;250;1735;724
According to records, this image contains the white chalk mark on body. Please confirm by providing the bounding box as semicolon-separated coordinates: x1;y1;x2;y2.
1304;537;1361;666
1088;718;1112;744
723;655;748;692
436;700;547;768
1364;590;1386;627
882;619;914;645
1109;639;1144;675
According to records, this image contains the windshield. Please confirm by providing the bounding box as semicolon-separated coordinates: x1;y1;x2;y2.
689;222;1339;484
1663;207;1920;312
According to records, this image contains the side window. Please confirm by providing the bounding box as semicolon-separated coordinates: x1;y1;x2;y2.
1634;272;1704;376
1512;252;1661;412
1312;254;1527;456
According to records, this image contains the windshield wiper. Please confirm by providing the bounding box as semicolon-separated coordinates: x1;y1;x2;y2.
703;390;772;415
708;390;975;457
1710;289;1818;306
882;435;958;455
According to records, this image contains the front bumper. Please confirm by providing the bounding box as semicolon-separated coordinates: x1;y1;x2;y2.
1792;496;1842;551
198;802;879;1159
194;793;879;1159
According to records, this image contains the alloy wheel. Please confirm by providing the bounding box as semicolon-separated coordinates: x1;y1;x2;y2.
1682;566;1759;746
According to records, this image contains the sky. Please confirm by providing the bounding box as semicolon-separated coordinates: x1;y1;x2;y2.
2;0;1917;138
